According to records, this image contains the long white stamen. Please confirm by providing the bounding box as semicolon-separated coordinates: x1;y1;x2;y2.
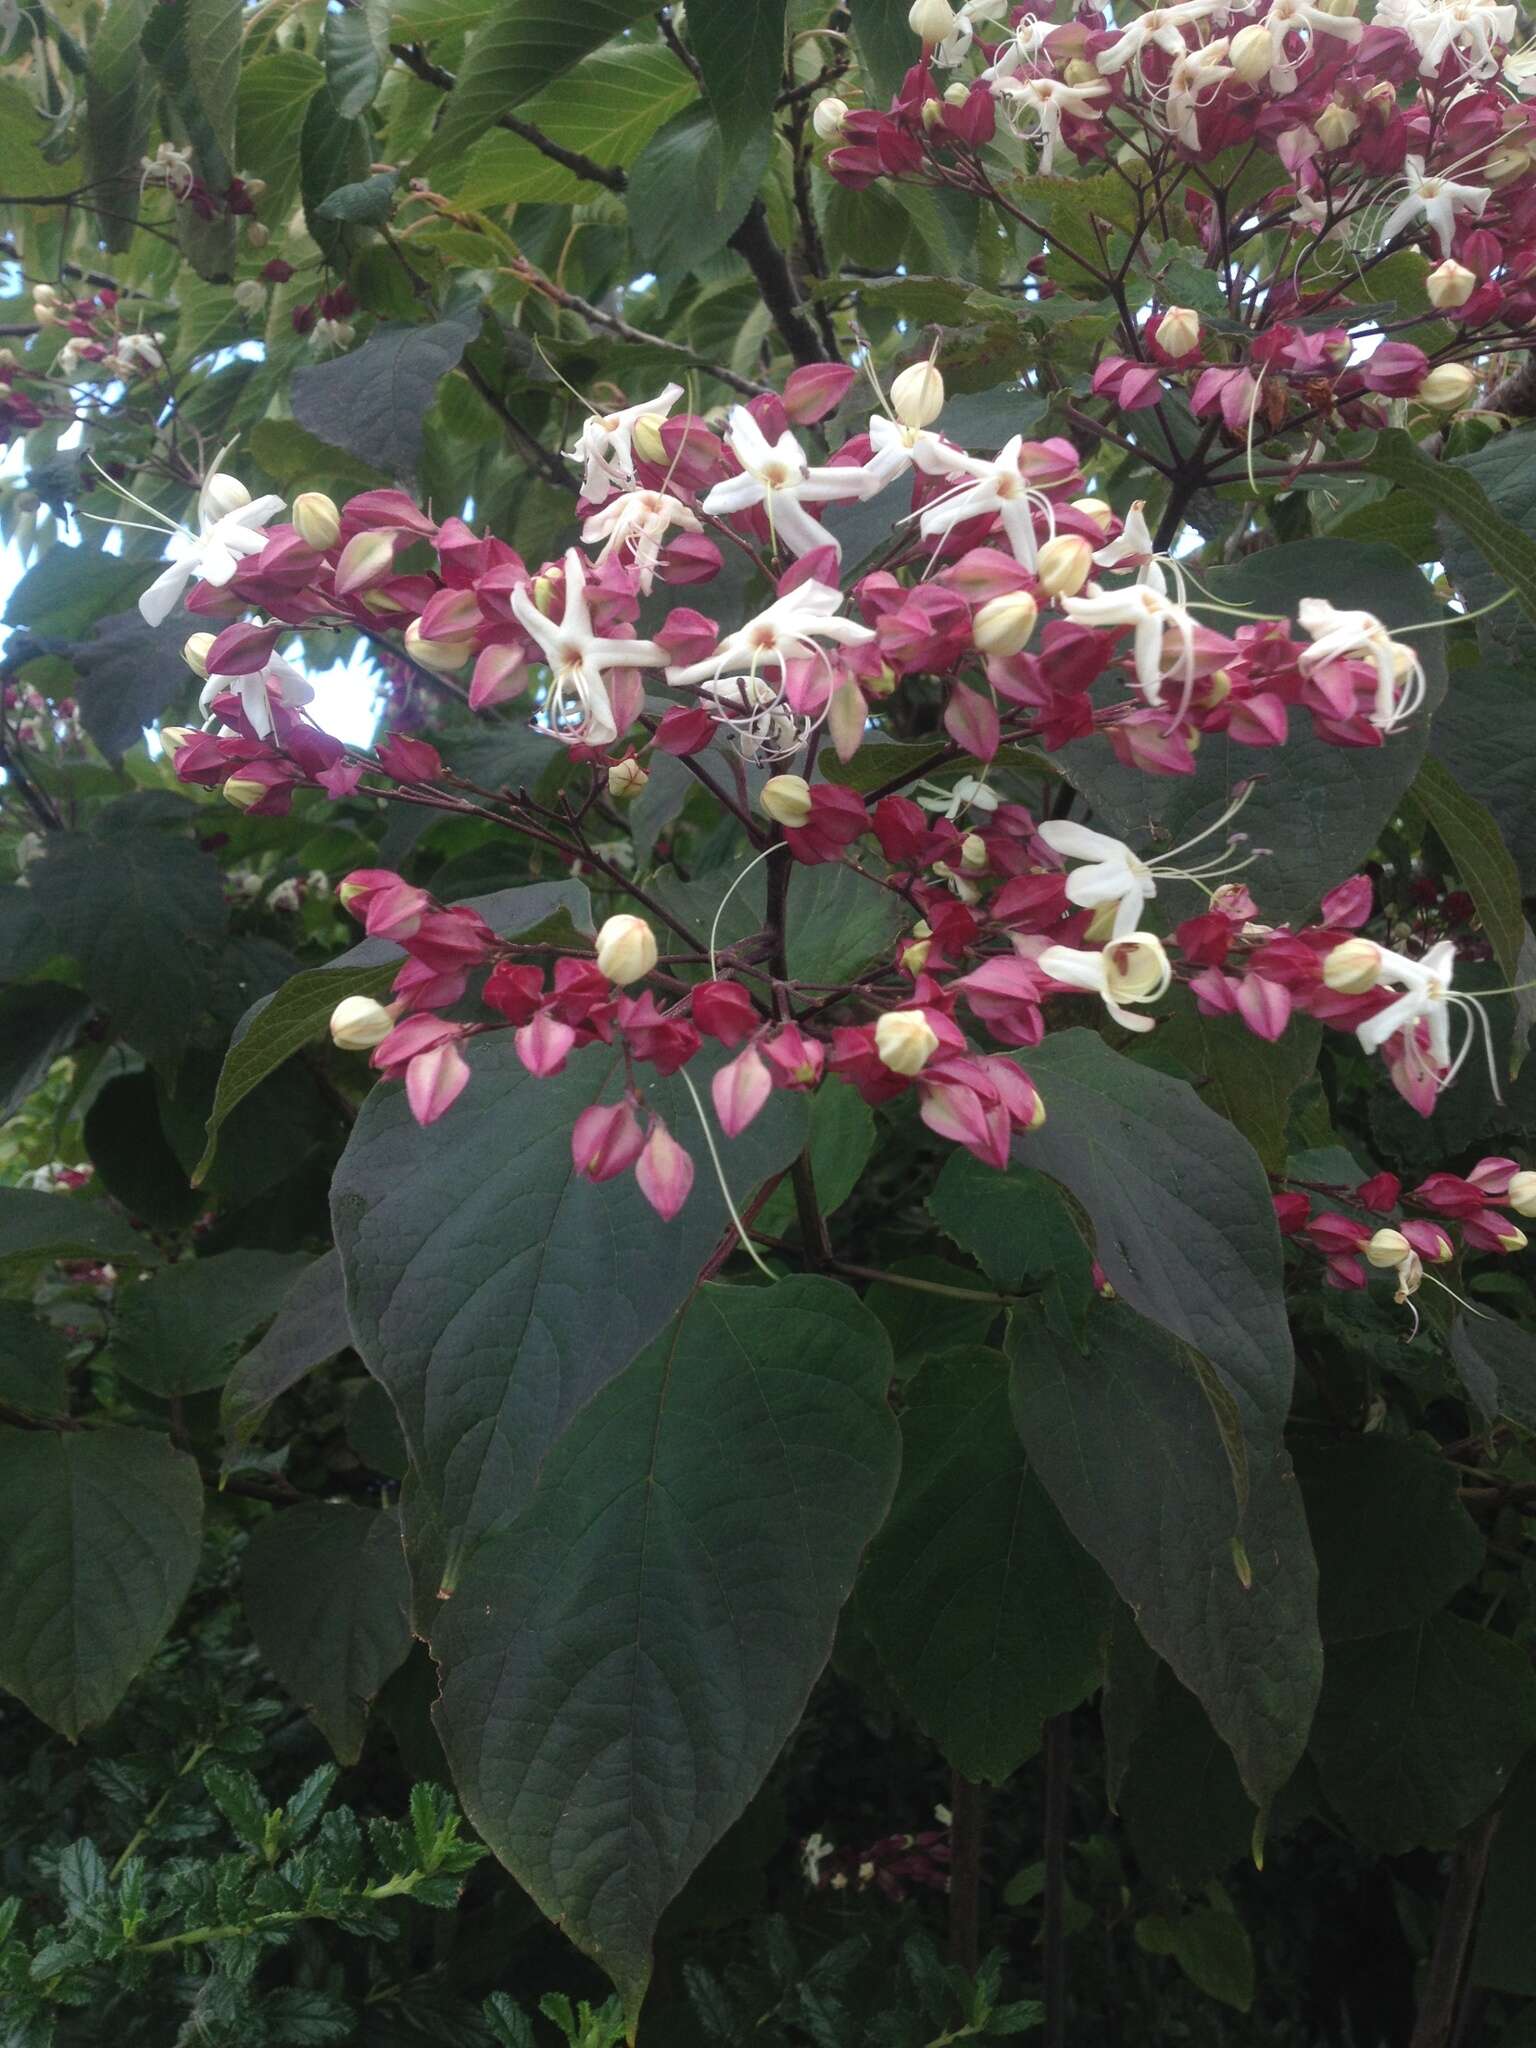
678;1065;778;1282
709;842;785;977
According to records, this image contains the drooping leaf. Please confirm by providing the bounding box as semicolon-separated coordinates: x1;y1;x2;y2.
222;1251;353;1453
1309;1615;1536;1854
1142;1004;1322;1176
67;610;193;766
332;1035;809;1608
431;1277;901;2015
0;1188;159;1271
242;1503;412;1763
1471;1755;1536;1996
5;545;157;637
1294;1436;1485;1644
0;1427;202;1737
627;104;774;278
237;50;326;223
81;0;152;251
1058;539;1446;924
1117;1670;1256;1885
849;0;919;105
25;829;227;1074
1449;1309;1536;1431
1007;1296;1321;1807
414;0;661;171
1431;662;1536;894
1135;1903;1255;2014
0;983;91;1121
1410;755;1526;984
1368;426;1536;637
856;1351;1111;1782
299;92;369;266
1437;428;1536;665
316;171;399;225
324;0;390;119
109;1250;313;1398
686;0;786;170
195;880;592;1181
1015;1030;1294;1434
184;0;242;164
291;313;478;484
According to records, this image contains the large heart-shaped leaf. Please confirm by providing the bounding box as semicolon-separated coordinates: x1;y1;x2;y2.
431;1277;900;2018
856;1351;1111;1783
291;312;479;484
331;1035;809;1607
0;1427;203;1737
1007;1297;1320;1807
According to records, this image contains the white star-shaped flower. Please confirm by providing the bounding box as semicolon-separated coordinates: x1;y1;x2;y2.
701;407;858;559
566;383;684;504
511;547;665;747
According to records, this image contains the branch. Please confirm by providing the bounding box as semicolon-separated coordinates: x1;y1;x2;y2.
459;357;579;493
1409;1812;1501;2048
728;200;834;367
1042;1713;1072;2048
389;42;628;193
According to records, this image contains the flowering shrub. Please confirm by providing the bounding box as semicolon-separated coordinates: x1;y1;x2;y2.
4;0;1536;2040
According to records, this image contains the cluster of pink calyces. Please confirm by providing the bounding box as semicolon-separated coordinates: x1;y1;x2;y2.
815;0;1536;452
1276;1153;1534;1306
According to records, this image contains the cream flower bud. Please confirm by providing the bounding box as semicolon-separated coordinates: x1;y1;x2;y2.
202;472;252;519
1070;495;1114;531
959;831;988;872
1066;58;1102;85
233;278;266;317
1315;0;1356;15
1323;937;1382;994
607;756;650;800
813;95;850;142
908;0;956;44
1418;363;1477;410
1427;259;1477;310
245;221;270;248
404;619;473;672
631;414;668;465
943;81;969;105
901;937;931;975
761;773;814;827
1154;306;1201;358
1035;533;1094;597
1484;144;1532;187
1498;1221;1529;1251
1315;101;1359;150
595;913;658;986
1102;934;1171;1004
329;995;395;1050
920;96;945;131
1366;1227;1412;1268
973;589;1038;655
890;360;945;428
876;1008;940;1076
1230;21;1273;80
1507;1170;1536;1216
182;632;216;678
292;490;341;549
159;725;197;757
223;776;267;811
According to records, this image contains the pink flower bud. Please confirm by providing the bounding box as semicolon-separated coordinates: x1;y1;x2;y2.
693;980;758;1047
1355;1171;1402;1213
515;1010;576;1077
712;1044;772;1136
469;644;528;711
1401;1220;1454;1263
783;362;857;425
1273;1192;1311;1235
1319;874;1373;929
207;619;282;675
571;1100;645;1182
636;1121;695;1219
1468;1156;1520;1197
334;530;399;595
405;1040;471;1126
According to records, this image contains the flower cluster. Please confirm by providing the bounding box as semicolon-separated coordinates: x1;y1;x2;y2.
1278;1153;1533;1308
822;0;1536;451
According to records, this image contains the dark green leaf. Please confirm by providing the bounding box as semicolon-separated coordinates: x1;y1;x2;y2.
627;104;773;277
1008;1297;1320;1806
754;1083;874;1237
67;610;192;765
0;1187;158;1270
849;0;917;104
862;1255;1002;1373
0;1302;71;1418
25;829;227;1074
1368;426;1536;636
1432;662;1536;893
299;92;369;266
1471;1755;1536;1996
1058;540;1446;925
415;0;660;170
222;1251;352;1452
110;1250;312;1397
324;0;390;119
1411;755;1526;984
332;1035;809;1609
857;1352;1110;1782
0;983;91;1120
1016;1030;1294;1435
4;546;154;637
431;1276;901;2016
316;171;399;226
1294;1436;1484;1643
237;51;326;223
185;0;241;164
291;314;477;484
242;1503;412;1763
0;1426;202;1736
1438;428;1536;664
1449;1309;1536;1432
80;0;151;252
1309;1615;1536;1853
1144;1005;1322;1176
83;1071;201;1231
1136;1904;1254;2013
686;0;785;169
926;1152;1093;1341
